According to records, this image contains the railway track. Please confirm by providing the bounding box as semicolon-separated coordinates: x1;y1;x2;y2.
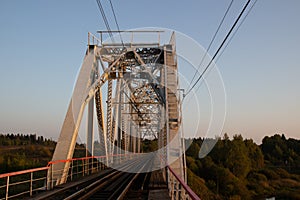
122;172;152;200
32;155;153;200
79;155;153;200
78;170;137;200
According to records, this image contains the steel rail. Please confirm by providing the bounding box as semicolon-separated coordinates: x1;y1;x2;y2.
74;155;152;200
44;155;144;200
30;169;114;200
65;170;120;200
79;157;146;199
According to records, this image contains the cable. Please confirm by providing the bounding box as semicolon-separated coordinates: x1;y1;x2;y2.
108;0;125;46
184;0;252;99
189;0;258;98
96;0;113;39
96;0;115;42
215;0;258;63
188;0;234;92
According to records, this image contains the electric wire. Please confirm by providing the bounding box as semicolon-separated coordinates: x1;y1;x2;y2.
96;0;115;42
189;0;258;98
184;0;252;99
215;0;258;63
108;0;125;47
188;0;234;92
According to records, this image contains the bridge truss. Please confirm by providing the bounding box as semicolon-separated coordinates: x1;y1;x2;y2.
50;30;187;196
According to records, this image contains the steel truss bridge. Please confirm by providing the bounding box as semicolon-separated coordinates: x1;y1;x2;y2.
0;31;200;200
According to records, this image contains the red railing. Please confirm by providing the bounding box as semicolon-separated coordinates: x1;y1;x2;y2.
0;166;49;200
0;154;200;200
167;166;201;200
47;154;128;165
47;154;133;189
0;167;49;179
0;154;131;200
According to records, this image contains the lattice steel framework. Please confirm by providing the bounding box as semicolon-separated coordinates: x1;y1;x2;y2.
50;31;185;186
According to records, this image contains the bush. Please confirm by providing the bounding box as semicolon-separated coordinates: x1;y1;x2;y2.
259;169;280;180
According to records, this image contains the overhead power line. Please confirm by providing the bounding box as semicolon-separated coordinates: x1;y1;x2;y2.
215;0;258;63
96;0;114;42
188;0;234;92
184;0;252;99
191;0;258;96
108;0;124;46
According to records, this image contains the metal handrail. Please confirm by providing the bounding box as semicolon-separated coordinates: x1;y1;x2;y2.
167;166;201;200
0;166;49;200
90;30;164;47
88;32;102;46
47;154;127;165
0;155;124;200
0;166;49;179
0;153;149;200
46;154;133;186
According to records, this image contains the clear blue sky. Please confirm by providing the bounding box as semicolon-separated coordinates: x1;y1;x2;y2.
0;0;299;143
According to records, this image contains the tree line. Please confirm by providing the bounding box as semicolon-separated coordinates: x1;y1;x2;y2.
0;133;55;146
185;134;300;199
1;133;300;199
0;133;85;173
0;133;56;173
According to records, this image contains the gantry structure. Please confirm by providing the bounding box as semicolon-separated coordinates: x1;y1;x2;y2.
50;30;186;187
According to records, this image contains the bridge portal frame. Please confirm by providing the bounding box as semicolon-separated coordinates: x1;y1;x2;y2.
49;31;186;189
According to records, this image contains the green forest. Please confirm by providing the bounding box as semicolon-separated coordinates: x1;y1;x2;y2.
0;133;300;199
0;134;85;173
0;134;55;173
186;134;300;199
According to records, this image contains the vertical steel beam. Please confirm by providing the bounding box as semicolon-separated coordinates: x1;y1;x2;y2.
106;80;113;155
112;79;121;156
117;80;124;156
132;126;136;153
50;50;96;185
95;87;108;162
137;129;141;153
120;86;128;153
86;97;94;157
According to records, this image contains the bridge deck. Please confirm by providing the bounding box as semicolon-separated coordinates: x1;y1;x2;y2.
28;169;114;200
148;189;170;200
148;170;170;200
29;169;170;200
123;170;170;200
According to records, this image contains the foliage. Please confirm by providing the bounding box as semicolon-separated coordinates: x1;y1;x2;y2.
261;134;300;174
185;133;300;199
0;134;55;173
187;168;219;200
0;133;55;146
142;139;158;152
1;133;300;199
0;133;85;173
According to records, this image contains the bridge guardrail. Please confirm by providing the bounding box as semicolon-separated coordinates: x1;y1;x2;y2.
88;32;102;46
47;156;108;188
0;154;132;200
0;166;49;200
167;166;201;200
0;155;198;200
